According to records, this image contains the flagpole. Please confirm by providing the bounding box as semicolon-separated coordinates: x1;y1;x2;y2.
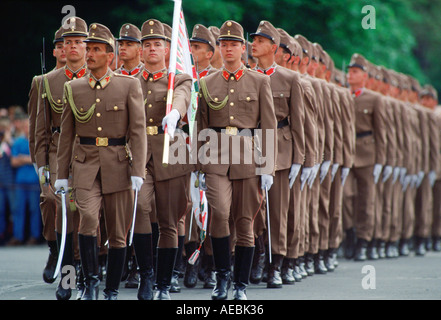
162;0;182;167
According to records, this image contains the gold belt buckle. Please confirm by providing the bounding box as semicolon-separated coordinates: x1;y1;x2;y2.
225;126;238;136
96;137;108;146
146;126;158;135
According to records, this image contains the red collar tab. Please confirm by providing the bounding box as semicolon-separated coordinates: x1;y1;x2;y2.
352;88;364;98
256;65;276;76
142;68;166;81
121;65;142;76
65;66;87;80
222;67;245;82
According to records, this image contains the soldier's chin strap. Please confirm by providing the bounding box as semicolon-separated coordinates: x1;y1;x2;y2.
53;188;67;280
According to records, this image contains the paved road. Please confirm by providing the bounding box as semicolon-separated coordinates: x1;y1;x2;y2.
0;244;440;301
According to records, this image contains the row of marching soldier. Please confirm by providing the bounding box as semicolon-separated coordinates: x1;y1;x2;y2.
28;16;441;301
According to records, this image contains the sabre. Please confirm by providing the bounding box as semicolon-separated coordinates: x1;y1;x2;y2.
265;186;272;264
53;188;67;280
128;188;139;246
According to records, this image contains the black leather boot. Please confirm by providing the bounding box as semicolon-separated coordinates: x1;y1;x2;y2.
367;239;379;260
249;235;265;284
103;247;126;300
314;250;327;274
344;228;356;259
354;238;368;261
170;236;184;293
74;259;84;300
55;232;73;300
184;241;199;288
78;234;100;300
398;239;409;256
377;240;386;259
211;236;231;300
324;249;335;272
281;258;295;284
202;254;216;289
292;259;303;282
304;252;315;275
297;256;308;278
414;236;426;256
154;247;178;300
432;237;441;252
232;246;255;300
43;240;58;283
267;254;284;288
133;233;154;300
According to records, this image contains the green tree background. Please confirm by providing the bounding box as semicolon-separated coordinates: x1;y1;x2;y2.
1;0;440;110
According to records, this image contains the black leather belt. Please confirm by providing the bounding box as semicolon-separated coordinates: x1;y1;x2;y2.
79;137;126;146
51;127;60;133
356;131;373;138
277;118;289;128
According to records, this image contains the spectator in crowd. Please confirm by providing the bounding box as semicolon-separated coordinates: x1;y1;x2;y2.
8;111;41;245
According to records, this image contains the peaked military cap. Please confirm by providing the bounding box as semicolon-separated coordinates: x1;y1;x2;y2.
53;26;65;44
208;26;220;45
420;84;438;100
218;20;244;42
117;23;141;43
294;34;311;58
276;28;293;55
313;43;326;64
61;16;88;38
251;20;280;47
290;37;302;58
163;23;172;42
190;24;216;51
84;23;115;51
141;19;166;41
348;53;368;71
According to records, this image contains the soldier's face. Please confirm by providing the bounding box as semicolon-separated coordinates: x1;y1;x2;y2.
220;40;245;65
53;42;66;64
64;37;86;62
190;42;213;65
142;39;168;66
118;40;141;62
86;43;113;71
420;95;437;109
251;35;275;59
347;67;367;87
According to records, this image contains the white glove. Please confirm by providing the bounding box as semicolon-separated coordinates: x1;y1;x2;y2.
54;179;68;193
416;171;425;188
341;167;350;186
428;170;437;187
308;163;320;188
131;176;143;192
373;164;383;184
399;167;407;185
300;167;313;191
382;165;393;183
162;109;181;139
411;174;419;188
319;160;331;184
402;175;412;191
289;164;301;189
261;174;274;191
331;163;340;182
38;166;45;182
392;167;401;184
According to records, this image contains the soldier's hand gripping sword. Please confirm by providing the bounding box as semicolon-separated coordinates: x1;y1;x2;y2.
53;187;67;280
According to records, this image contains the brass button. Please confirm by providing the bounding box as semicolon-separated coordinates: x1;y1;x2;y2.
230;102;234;106
57;99;61;103
96;113;101;117
364;109;368;114
214;97;218;102
230;76;235;80
148;104;152;108
149;78;153;82
97;127;102;131
96;98;100;103
97;85;101;90
80;107;84;112
74;155;78;159
230;116;234;120
113;106;118;111
280;93;284;97
230;89;235;93
246;97;251;101
149;118;153;123
147;90;152;94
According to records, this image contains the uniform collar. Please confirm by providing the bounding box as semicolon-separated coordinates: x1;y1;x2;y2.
352;87;364;98
64;64;87;80
255;63;277;76
221;64;246;82
141;67;167;82
198;65;213;78
88;69;113;89
121;62;143;76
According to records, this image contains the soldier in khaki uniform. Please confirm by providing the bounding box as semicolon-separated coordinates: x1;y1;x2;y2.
34;17;89;300
28;25;66;286
208;26;222;70
133;19;192;300
250;21;305;288
55;23;147;300
197;20;277;300
345;53;387;261
115;23;144;76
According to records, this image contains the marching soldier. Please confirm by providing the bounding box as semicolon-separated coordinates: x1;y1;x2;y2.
197;20;277;300
190;24;217;77
34;17;89;300
345;53;387;261
55;22;147;300
115;23;144;76
250;21;305;288
28;25;66;285
134;19;192;300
